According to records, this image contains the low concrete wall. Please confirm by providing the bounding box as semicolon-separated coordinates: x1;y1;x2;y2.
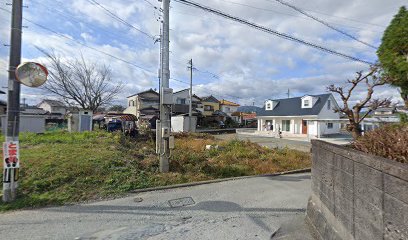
306;140;408;240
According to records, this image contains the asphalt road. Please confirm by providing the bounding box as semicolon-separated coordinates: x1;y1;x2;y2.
0;173;311;240
215;134;312;152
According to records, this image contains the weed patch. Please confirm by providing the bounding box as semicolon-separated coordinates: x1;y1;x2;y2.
0;131;310;211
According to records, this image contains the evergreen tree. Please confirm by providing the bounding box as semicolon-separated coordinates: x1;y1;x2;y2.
377;6;408;107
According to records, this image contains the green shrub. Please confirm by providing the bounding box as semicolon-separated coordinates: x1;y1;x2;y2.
353;124;408;163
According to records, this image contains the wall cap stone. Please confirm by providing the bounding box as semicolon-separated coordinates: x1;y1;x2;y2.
311;140;408;181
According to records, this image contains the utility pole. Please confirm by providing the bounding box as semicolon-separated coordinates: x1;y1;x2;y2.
188;59;193;132
158;0;170;173
3;0;23;202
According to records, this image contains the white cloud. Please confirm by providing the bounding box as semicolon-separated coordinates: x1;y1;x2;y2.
0;0;406;107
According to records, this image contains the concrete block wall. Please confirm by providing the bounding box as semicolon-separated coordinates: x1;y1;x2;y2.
306;140;408;240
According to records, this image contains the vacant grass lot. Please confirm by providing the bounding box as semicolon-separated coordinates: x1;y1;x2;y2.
0;131;310;211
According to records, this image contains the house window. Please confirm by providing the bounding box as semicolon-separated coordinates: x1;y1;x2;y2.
204;105;214;111
327;100;331;110
266;103;271;110
327;122;333;129
225;107;230;112
304;100;309;107
129;100;134;106
282;120;290;132
177;98;186;104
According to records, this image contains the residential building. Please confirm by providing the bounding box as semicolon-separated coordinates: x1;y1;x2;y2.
356;106;401;132
219;99;240;117
21;105;47;115
231;112;257;124
257;94;341;138
172;89;203;115
37;99;67;119
201;95;220;116
123;88;159;121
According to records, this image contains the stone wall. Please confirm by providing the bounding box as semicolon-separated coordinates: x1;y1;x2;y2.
306;140;408;240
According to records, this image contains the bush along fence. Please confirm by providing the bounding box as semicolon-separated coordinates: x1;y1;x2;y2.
306;140;408;240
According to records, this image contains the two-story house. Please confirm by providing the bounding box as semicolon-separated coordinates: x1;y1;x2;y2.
256;94;340;138
172;89;203;115
123;89;160;121
219;99;240;117
201;95;220;117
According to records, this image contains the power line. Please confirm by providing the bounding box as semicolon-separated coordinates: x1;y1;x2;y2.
268;0;377;49
86;0;155;39
217;0;382;33
173;0;375;65
170;77;242;100
1;8;242;104
142;0;159;9
29;0;152;48
0;7;157;74
285;4;387;29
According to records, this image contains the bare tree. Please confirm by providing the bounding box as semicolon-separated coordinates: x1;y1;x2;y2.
40;50;123;112
328;66;391;139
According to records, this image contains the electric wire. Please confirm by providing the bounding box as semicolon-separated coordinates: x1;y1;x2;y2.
1;6;239;102
29;0;152;48
268;0;377;49
87;0;155;39
173;0;375;65
217;0;382;33
1;7;157;74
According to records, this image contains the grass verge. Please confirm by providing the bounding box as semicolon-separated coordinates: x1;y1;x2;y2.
0;131;310;211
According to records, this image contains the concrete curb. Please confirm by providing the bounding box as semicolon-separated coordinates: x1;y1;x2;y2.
131;168;311;194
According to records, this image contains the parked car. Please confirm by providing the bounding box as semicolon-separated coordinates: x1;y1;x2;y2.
107;121;122;132
219;121;226;128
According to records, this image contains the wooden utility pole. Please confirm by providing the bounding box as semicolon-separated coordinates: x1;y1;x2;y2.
3;0;23;202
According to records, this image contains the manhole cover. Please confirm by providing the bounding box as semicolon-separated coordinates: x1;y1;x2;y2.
168;197;195;208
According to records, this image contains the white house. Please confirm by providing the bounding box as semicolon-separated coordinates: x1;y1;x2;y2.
219;99;240;118
172;89;203;114
123;89;160;121
37;99;67;119
256;94;341;138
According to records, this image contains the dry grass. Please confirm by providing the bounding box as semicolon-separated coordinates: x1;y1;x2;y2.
353;123;408;163
171;133;311;177
0;131;310;211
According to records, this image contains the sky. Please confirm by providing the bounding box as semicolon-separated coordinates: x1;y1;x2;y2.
0;0;406;107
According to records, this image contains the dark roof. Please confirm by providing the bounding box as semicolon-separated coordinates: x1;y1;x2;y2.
237;106;262;113
39;99;65;107
192;94;202;101
127;88;158;98
257;94;332;117
201;95;219;103
140;106;159;111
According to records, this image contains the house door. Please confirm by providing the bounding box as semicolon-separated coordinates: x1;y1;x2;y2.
302;120;308;134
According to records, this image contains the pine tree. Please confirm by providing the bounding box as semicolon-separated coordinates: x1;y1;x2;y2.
377;6;408;107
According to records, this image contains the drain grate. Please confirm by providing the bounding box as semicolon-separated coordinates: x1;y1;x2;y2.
168;197;195;208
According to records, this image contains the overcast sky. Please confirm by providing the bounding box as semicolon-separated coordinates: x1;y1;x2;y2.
0;0;406;107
